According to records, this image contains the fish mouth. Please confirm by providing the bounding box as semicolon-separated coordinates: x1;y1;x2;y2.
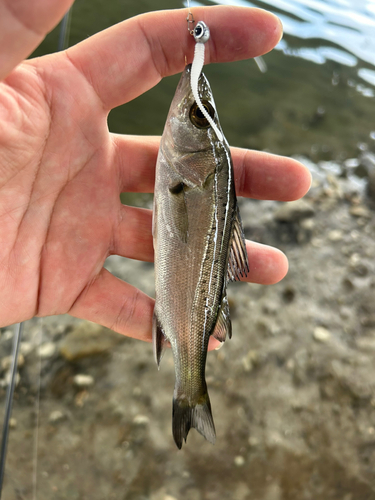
176;64;212;104
176;64;193;98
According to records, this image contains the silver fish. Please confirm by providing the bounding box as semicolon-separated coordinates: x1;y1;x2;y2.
153;64;249;449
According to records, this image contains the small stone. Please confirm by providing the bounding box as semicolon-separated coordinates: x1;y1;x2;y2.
349;253;361;266
234;456;245;467
75;390;89;407
19;342;34;357
356;338;375;351
48;410;66;423
1;354;24;372
248;436;259;448
1;330;13;340
38;342;56;359
274;200;315;222
60;321;124;361
313;326;331;343
132;387;142;396
286;359;295;371
73;374;94;388
241;350;258;372
1;372;20;388
300;218;315;230
349;205;370;218
164;496;178;500
133;415;150;426
328;229;343;241
9;418;17;429
311;237;323;248
344;158;360;169
262;301;278;315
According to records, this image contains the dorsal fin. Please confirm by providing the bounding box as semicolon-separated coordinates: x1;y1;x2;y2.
212;294;232;342
227;205;249;282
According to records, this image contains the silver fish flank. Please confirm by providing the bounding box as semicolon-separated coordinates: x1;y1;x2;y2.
152;65;249;449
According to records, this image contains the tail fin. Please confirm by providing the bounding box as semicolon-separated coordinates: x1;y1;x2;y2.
172;391;216;449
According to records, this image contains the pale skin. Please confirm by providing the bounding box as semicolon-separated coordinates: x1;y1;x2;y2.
0;1;311;346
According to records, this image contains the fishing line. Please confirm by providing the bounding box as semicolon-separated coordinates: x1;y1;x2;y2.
0;7;72;498
0;322;23;499
58;7;73;51
32;319;43;500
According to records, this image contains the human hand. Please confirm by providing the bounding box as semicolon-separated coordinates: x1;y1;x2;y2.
0;1;311;343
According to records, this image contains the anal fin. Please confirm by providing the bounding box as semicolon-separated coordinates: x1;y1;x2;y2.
227;204;249;282
212;293;232;342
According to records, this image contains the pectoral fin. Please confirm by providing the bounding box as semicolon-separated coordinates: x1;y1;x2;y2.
227;205;249;282
212;293;232;342
169;181;188;243
152;312;167;368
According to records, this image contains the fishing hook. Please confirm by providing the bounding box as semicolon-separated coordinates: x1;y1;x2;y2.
187;12;195;36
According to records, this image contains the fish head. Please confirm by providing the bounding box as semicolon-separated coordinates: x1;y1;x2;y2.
163;64;225;155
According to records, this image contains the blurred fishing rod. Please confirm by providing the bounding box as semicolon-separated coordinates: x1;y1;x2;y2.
0;8;73;497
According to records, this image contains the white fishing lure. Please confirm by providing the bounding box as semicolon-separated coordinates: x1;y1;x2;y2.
190;21;223;142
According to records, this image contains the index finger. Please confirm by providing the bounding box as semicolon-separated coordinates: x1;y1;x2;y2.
65;6;282;110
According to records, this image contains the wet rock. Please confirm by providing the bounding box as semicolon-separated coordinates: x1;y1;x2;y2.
274;200;315;222
360;151;375;198
73;374;94;388
59;321;123;361
38;342;56;359
1;353;24;372
313;327;331;343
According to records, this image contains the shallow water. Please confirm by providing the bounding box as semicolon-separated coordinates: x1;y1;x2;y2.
2;1;375;499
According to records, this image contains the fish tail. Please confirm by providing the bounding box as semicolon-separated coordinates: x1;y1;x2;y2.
172;389;216;449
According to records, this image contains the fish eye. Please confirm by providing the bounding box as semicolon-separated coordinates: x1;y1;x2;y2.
189;100;215;129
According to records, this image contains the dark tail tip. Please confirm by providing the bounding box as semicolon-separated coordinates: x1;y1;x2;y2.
172;393;216;449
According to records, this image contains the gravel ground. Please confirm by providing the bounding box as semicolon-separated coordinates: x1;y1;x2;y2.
1;156;375;499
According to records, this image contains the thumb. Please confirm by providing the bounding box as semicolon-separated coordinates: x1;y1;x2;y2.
0;0;74;81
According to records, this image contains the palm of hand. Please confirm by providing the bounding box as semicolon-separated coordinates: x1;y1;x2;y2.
1;58;133;326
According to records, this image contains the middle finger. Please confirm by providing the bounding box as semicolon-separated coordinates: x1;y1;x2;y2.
113;204;288;285
112;134;311;201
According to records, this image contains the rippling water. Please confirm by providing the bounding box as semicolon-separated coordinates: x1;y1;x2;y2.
32;0;375;175
201;0;375;94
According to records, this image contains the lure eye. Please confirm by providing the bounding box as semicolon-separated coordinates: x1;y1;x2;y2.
189;100;215;129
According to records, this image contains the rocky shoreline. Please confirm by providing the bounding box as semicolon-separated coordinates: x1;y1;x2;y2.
1;155;375;499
